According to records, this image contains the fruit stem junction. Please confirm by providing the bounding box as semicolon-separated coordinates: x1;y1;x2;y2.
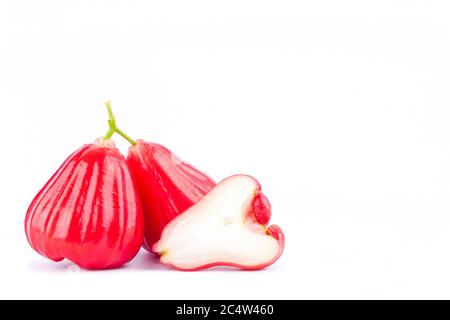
104;101;137;145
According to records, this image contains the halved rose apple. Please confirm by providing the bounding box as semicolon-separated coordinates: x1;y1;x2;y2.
154;175;285;271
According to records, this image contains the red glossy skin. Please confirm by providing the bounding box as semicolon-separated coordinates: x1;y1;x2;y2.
25;140;144;269
127;140;216;252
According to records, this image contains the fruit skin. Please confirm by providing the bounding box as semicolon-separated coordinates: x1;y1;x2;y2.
25;139;144;269
154;174;285;271
127;140;216;252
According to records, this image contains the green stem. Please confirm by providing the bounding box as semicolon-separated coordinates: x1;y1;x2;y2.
114;127;137;145
105;101;115;120
103;101;137;145
104;126;115;140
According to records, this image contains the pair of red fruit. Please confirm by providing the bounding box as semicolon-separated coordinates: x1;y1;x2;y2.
25;102;285;270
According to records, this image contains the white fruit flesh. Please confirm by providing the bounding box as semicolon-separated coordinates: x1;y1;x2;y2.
154;175;281;270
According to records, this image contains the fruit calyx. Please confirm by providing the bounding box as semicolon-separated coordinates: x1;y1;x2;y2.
103;101;137;145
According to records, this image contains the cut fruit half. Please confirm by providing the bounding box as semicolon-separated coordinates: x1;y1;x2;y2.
153;175;285;271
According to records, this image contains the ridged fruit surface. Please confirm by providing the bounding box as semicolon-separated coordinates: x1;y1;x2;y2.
25;139;144;269
127;140;215;252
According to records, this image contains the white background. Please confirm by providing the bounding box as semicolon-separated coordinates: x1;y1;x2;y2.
1;0;450;299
